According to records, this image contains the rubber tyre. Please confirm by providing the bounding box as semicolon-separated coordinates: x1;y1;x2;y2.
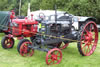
17;39;30;53
1;36;14;49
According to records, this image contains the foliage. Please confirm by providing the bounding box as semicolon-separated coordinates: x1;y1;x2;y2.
0;0;100;23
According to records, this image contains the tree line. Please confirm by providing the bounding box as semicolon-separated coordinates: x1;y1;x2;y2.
0;0;100;23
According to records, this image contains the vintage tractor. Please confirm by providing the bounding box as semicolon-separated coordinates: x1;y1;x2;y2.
0;10;38;49
17;11;98;65
0;10;98;65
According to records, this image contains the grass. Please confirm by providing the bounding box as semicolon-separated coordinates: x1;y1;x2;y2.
0;33;100;67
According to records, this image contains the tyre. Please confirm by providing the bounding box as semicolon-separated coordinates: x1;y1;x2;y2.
1;36;14;49
17;39;34;57
77;21;98;56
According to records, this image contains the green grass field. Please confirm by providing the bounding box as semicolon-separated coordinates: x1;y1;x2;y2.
0;33;100;67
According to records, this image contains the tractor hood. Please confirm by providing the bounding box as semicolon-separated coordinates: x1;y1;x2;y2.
12;19;38;24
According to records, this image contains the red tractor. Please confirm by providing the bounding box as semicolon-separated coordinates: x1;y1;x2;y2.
0;10;38;49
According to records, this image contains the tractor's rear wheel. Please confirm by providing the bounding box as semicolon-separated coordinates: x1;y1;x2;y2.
77;21;98;56
17;39;34;57
1;36;14;49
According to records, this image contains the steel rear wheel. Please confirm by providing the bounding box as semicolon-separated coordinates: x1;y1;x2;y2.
17;39;34;57
46;48;62;65
77;21;98;56
57;42;69;50
1;36;14;49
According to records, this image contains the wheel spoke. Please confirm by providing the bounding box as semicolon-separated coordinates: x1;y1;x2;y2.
83;46;87;54
87;45;91;52
89;24;94;32
82;44;87;49
52;51;56;55
82;41;88;48
86;48;88;54
89;24;92;31
56;59;59;62
49;60;53;64
81;36;85;40
48;57;52;59
84;28;89;34
56;51;60;56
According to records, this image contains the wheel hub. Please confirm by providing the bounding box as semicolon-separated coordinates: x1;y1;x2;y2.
85;32;93;43
51;54;57;60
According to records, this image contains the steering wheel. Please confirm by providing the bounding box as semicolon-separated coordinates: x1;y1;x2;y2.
39;12;45;19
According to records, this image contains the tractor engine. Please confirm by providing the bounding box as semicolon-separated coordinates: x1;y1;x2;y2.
35;16;75;46
50;22;71;34
11;19;38;37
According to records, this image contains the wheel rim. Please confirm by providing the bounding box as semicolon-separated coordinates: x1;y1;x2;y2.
80;21;98;56
4;37;13;48
20;42;34;57
57;42;69;50
46;48;62;65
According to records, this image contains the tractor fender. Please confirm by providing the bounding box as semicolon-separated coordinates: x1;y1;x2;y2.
78;16;96;22
72;16;96;30
73;16;96;22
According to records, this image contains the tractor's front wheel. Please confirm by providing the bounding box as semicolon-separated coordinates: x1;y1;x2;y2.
1;36;14;49
77;21;98;56
17;39;34;57
46;48;62;65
